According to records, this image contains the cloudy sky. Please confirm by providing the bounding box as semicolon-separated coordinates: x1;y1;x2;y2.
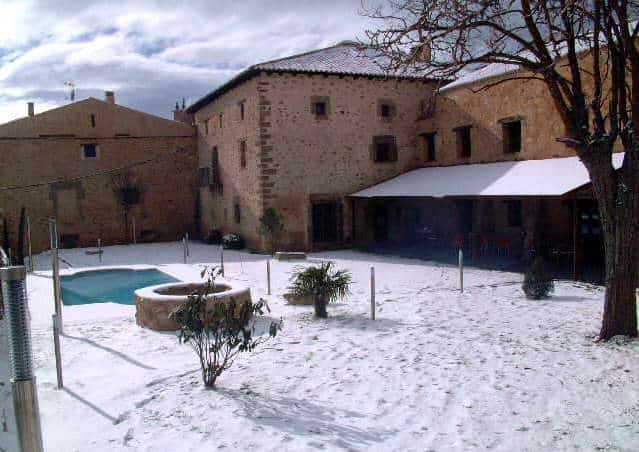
0;0;379;123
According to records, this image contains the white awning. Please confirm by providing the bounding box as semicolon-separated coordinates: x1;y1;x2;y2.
351;154;624;198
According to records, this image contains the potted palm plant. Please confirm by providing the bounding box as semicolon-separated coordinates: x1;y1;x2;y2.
288;262;351;318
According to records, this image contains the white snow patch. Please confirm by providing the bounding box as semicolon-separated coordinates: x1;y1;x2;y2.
1;241;639;451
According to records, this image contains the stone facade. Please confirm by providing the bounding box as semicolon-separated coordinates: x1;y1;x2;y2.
195;72;437;251
0;96;197;255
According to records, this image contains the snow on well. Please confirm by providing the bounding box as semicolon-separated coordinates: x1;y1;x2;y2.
352;153;625;199
1;241;639;451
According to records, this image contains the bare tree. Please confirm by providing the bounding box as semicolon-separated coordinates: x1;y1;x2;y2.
363;0;639;339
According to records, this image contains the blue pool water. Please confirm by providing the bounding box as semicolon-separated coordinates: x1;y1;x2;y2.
60;269;179;306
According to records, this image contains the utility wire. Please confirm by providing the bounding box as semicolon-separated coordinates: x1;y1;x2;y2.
0;146;189;192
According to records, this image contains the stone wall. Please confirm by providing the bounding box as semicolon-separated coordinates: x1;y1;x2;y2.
0;97;197;255
195;72;438;252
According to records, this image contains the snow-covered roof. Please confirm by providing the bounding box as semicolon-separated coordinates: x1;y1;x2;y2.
351;154;624;198
439;62;520;92
188;42;438;113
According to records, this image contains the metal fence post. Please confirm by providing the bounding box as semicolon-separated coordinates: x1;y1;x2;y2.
1;265;45;452
25;215;33;272
266;260;271;295
459;249;464;293
185;233;190;257
49;219;63;333
52;314;63;389
182;237;187;264
220;248;225;277
370;266;376;320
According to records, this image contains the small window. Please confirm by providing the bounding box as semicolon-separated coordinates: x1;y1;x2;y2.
198;167;210;187
313;102;327;116
204;120;209;135
239;101;245;120
421;132;436;162
90;114;96;128
234;202;241;223
219;113;223;129
372;136;398;162
239;140;247;168
211;146;220;185
378;100;395;119
454;126;472;158
311;96;330;118
506;200;523;227
82;143;97;158
503;120;522;153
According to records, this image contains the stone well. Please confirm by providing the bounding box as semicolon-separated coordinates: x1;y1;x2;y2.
135;281;251;331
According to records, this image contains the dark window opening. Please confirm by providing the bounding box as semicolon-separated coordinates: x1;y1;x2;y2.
211;146;220;185
198;167;210;187
373;136;398;162
239;101;245;120
312;202;339;243
421;132;436;161
240;140;247;168
506;200;523;227
503;120;522;153
82;143;97;158
204;120;209;135
234;202;241;223
313;102;327;116
455;126;472;158
381;104;391;117
219;113;223;129
90;114;96;128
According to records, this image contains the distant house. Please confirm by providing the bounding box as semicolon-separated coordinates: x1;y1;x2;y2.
0;92;197;254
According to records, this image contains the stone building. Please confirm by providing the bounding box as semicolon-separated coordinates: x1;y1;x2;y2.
190;42;611;278
188;41;439;251
0;92;197;255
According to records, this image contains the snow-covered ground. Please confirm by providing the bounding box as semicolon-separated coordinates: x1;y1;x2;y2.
2;241;639;451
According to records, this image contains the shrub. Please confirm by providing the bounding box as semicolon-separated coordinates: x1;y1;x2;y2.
522;257;554;299
257;208;284;254
171;268;281;387
222;233;244;250
288;261;351;318
206;229;223;245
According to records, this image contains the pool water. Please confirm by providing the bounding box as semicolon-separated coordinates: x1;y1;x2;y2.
60;269;179;306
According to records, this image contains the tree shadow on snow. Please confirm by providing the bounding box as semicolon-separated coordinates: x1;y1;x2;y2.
62;333;156;370
220;387;395;448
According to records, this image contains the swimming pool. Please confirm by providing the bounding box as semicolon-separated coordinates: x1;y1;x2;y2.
60;269;179;306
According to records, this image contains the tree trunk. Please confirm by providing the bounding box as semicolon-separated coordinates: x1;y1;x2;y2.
314;296;328;318
581;144;639;339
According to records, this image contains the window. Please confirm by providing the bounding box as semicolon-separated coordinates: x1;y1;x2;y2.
454;126;472;158
239;140;247;168
311;96;330;118
421;132;436;162
198;167;210;187
234;202;241;223
239;101;245;120
372;136;398;162
313;101;327;116
219;113;223;129
204;120;209;135
90;114;96;128
211;146;221;186
506;200;523;227
82;143;97;159
378;100;396;119
502;119;522;153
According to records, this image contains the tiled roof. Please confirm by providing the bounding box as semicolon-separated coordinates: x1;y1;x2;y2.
254;41;425;78
187;42;435;113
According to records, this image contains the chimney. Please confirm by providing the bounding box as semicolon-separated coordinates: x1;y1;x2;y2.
27;102;34;117
105;91;115;104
